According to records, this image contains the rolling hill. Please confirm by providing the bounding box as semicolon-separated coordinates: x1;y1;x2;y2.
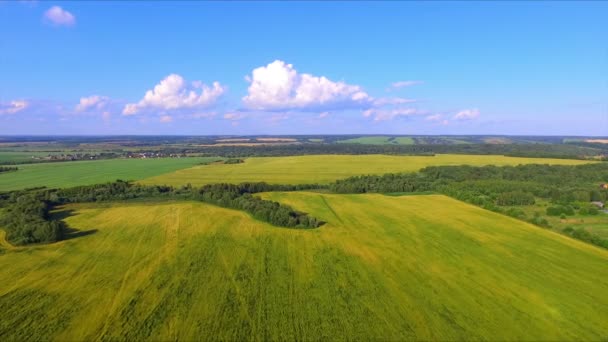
1;193;606;340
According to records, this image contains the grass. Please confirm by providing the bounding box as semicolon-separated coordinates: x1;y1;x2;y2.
0;157;218;191
0;193;607;340
0;151;69;164
337;136;415;145
141;154;594;187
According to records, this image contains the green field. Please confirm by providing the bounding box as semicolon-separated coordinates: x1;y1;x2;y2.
0;157;218;191
141;154;594;187
0;151;69;164
0;193;606;340
337;136;415;145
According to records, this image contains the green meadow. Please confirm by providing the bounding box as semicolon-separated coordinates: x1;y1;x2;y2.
0;157;217;191
141;154;593;187
0;151;68;164
0;193;606;340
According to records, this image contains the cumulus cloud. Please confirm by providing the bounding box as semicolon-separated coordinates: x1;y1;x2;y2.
0;100;29;115
363;108;420;122
453;108;480;121
123;74;225;115
43;6;75;26
75;95;109;112
243;60;373;111
390;80;423;89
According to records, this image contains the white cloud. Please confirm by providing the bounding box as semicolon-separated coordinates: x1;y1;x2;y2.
160;115;173;123
425;114;442;122
453;108;480;121
243;60;373;111
43;6;75;26
363;108;420;122
223;112;246;121
123;74;225;115
373;97;416;106
75;95;109;112
0;100;29;115
390;81;423;89
101;111;111;122
318;112;329;119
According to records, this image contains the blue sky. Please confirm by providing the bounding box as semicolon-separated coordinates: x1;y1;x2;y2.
0;1;606;135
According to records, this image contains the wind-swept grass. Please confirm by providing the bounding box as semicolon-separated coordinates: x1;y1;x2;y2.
0;193;606;340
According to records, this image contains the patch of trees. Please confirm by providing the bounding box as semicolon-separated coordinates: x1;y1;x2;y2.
196;184;322;228
223;158;244;164
495;191;535;206
0;180;324;245
563;226;608;249
0;193;65;245
327;162;608;249
0;166;18;173
546;205;575;216
191;143;602;159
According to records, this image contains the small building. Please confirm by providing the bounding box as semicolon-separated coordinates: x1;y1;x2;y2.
591;201;604;209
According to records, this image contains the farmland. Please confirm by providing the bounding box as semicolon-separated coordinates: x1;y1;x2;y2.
337;136;415;145
0;151;69;164
0;157;218;191
0;193;607;340
141;154;594;187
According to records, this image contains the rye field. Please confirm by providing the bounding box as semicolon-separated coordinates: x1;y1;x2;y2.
1;193;607;340
0;157;218;191
141;154;593;187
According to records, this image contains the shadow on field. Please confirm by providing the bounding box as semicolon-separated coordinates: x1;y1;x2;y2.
50;208;98;242
63;227;98;241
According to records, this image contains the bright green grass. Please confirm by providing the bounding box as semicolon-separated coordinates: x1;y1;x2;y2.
141;154;594;187
0;157;218;191
0;194;607;340
0;151;68;164
337;136;415;145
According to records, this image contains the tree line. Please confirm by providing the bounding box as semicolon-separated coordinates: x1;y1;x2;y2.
0;166;18;173
329;163;608;249
190;143;604;160
0;181;324;245
0;192;65;245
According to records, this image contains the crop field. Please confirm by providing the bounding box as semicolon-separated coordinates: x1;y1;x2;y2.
141;154;594;187
0;157;218;191
337;136;415;145
1;193;607;340
0;151;68;164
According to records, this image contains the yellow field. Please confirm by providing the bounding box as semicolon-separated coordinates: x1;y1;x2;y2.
140;154;593;186
1;194;607;340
